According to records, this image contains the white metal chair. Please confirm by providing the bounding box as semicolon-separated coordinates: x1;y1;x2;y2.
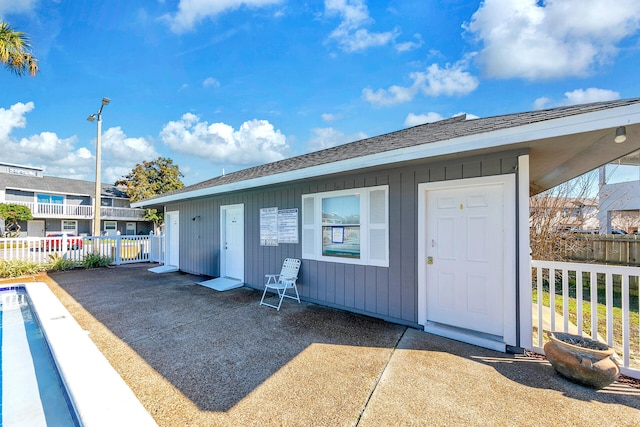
260;258;301;311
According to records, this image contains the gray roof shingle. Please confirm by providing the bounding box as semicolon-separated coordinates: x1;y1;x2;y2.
1;174;126;198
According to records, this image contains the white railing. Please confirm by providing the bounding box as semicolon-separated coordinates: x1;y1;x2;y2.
531;260;640;379
5;201;146;220
100;206;146;220
0;234;162;266
7;201;93;218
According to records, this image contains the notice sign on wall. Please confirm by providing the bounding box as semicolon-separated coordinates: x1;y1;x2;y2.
278;209;299;244
260;207;299;246
260;207;278;246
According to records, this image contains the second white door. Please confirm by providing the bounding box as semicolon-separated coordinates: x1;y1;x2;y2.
426;182;505;336
221;204;244;281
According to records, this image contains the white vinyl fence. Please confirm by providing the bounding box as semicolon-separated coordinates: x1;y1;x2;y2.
531;260;640;379
0;233;165;266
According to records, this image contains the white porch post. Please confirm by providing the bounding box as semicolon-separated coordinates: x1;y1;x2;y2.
518;155;532;349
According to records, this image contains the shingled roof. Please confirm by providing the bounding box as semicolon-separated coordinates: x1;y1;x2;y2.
138;98;640;205
1;173;127;198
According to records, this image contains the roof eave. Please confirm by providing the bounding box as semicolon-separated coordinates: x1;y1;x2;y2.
132;102;640;208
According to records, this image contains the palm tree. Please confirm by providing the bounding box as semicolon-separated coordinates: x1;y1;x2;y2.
0;21;38;77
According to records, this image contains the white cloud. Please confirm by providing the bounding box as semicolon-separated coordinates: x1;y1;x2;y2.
533;97;551;110
404;111;479;127
321;113;340;122
101;127;159;163
0;102;91;178
307;127;367;152
395;33;423;53
0;101;161;183
562;88;620;105
163;0;282;33
160;113;289;165
0;102;34;140
404;112;444;127
534;88;620;109
465;0;640;80
203;77;220;88
363;60;479;106
0;0;37;17
325;0;398;52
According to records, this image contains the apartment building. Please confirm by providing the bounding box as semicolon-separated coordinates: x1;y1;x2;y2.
0;162;152;237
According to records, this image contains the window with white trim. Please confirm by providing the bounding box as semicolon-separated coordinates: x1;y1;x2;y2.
302;186;388;267
62;220;77;234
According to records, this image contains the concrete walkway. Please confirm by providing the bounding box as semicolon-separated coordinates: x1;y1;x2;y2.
11;265;640;426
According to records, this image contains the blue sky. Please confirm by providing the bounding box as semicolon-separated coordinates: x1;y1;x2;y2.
1;0;639;186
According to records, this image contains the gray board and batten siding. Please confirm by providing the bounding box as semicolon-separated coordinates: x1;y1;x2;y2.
166;149;523;327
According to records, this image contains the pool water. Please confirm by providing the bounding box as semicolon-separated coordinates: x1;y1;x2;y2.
1;287;80;427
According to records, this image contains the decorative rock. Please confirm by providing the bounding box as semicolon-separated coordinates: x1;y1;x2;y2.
544;332;620;389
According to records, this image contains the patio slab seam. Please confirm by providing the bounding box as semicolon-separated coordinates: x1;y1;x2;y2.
355;326;408;426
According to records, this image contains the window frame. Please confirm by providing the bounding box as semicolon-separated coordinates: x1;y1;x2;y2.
61;220;78;234
302;185;389;267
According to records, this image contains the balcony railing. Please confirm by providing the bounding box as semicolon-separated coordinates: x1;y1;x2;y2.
5;201;146;220
101;206;146;220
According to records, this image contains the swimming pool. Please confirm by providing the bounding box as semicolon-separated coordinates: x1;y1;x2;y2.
1;286;80;426
2;283;158;427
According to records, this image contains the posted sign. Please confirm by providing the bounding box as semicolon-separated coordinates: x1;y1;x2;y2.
260;207;298;246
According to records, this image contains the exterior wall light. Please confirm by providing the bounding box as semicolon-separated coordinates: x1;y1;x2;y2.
614;126;627;143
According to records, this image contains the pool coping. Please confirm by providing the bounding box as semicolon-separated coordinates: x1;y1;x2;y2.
18;282;158;427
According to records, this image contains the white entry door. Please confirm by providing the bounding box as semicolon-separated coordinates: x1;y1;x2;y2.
221;204;244;281
27;220;45;237
166;211;179;268
425;182;506;336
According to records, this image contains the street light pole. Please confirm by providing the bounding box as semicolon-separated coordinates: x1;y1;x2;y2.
87;97;110;237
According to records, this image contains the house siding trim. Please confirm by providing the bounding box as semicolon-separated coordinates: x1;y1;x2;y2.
517;155;532;349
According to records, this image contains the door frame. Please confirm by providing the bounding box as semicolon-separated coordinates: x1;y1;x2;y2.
220;204;244;281
165;210;180;268
417;174;517;348
27;220;45;237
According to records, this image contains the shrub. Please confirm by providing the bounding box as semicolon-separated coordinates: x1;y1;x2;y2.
47;253;77;271
0;259;46;278
83;253;112;268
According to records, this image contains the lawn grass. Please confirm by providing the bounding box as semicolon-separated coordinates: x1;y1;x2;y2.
533;286;639;364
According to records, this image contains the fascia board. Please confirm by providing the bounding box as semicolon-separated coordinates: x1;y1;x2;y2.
134;103;640;207
5;186;94;198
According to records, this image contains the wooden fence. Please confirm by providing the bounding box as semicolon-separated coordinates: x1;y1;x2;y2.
564;235;640;266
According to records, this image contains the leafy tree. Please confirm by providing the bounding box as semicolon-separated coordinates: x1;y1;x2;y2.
116;157;185;229
0;203;33;236
0;22;38;77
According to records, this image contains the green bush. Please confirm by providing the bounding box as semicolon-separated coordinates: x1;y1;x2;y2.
83;253;112;268
47;253;77;271
0;259;46;278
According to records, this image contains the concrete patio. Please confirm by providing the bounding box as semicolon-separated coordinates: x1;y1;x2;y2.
12;264;640;426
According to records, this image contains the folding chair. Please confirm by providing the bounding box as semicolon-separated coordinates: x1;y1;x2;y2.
260;258;301;310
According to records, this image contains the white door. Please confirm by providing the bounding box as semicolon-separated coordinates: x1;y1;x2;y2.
27;220;45;237
221;204;244;281
426;183;505;336
126;222;136;235
166;211;179;268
